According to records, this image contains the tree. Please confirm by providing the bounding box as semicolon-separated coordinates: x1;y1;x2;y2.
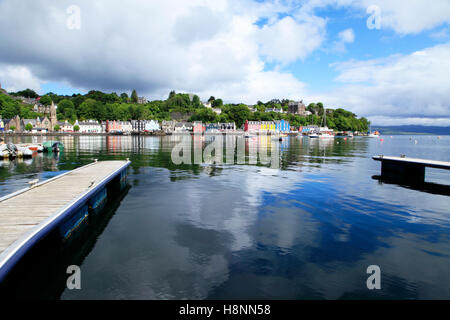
25;123;33;131
212;99;223;108
192;95;201;108
120;93;129;103
9;125;16;131
78;98;96;120
208;96;215;103
40;95;52;106
11;89;39;98
73;125;80;132
54;124;61;132
168;90;176;100
131;89;138;103
58;99;75;116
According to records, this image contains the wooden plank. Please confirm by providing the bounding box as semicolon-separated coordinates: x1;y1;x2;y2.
373;156;450;170
0;160;129;262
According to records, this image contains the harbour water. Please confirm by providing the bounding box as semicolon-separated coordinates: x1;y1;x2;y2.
0;134;449;299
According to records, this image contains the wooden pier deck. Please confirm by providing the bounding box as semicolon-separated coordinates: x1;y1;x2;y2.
0;160;130;282
373;155;450;183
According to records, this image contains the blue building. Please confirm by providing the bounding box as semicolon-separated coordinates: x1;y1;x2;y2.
275;119;290;132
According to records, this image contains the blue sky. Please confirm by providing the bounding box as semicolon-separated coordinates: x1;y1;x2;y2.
0;0;449;125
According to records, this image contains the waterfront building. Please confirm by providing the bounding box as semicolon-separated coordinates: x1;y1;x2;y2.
23;119;37;130
245;120;260;132
22;117;53;133
275;119;290;132
106;120;122;133
130;120;160;132
161;120;177;133
75;120;103;133
58;121;74;132
5;115;24;132
193;121;205;134
218;123;236;131
120;121;133;133
205;123;219;133
175;122;193;132
145;120;160;132
131;120;145;132
261;121;276;132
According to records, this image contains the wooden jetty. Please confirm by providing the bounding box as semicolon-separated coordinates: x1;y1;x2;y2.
0;160;131;282
373;155;450;183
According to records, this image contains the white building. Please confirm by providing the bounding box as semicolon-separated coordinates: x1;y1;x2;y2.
58;121;74;132
145;120;160;131
75;120;103;133
119;121;133;133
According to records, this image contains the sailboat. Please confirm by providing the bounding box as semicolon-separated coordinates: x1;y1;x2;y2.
317;110;334;139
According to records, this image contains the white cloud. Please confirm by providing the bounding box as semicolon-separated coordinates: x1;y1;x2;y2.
0;0;317;104
0;65;43;93
310;43;450;125
307;0;450;35
332;28;355;52
338;28;354;43
257;15;327;64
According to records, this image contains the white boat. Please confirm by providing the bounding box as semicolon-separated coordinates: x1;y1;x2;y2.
16;143;44;153
319;132;335;139
310;110;335;139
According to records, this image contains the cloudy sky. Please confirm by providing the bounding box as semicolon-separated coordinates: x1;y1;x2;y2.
0;0;449;126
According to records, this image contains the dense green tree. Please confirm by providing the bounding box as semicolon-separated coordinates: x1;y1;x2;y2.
54;124;61;131
11;89;39;98
40;95;52;106
78;98;97;120
25;123;33;131
192;95;202;108
58;99;75;115
73;125;80;132
189;108;218;123
212;99;223;108
131;89;138;103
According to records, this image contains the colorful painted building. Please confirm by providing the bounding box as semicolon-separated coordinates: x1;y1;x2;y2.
275;119;290;132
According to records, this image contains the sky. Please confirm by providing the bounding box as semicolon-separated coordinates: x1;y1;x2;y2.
0;0;449;126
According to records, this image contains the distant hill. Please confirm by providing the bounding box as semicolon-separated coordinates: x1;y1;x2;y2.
372;125;450;135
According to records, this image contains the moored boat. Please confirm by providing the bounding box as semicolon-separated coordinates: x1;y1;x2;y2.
43;141;64;153
16;143;44;153
1;143;33;159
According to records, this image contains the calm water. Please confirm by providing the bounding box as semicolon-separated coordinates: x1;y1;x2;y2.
0;134;449;300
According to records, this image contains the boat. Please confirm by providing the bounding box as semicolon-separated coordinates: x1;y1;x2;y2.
318;131;335;139
43;141;64;153
367;125;380;137
1;143;33;159
16;143;44;153
309;110;335;139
